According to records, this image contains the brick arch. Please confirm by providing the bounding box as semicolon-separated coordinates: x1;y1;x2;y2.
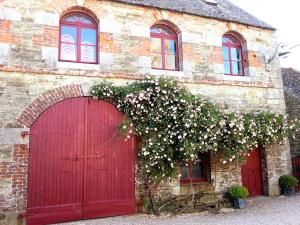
60;6;99;23
224;30;247;44
141;8;184;31
48;0;107;18
17;84;84;128
151;19;181;34
139;9;162;27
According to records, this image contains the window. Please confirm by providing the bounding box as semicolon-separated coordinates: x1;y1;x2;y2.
59;12;98;64
150;25;178;70
180;152;210;184
222;34;244;76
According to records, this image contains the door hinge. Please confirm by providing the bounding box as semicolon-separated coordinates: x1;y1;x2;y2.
21;131;32;137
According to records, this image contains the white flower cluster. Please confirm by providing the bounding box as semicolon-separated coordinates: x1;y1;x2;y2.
91;77;300;182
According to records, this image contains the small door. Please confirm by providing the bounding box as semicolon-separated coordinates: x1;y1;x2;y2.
27;98;135;225
241;148;264;197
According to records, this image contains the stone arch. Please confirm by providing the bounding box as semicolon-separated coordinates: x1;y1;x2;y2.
17;84;83;128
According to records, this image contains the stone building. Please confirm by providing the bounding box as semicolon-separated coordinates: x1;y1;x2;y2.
0;0;291;224
282;68;300;157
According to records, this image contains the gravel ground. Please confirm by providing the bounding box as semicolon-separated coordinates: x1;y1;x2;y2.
57;195;300;225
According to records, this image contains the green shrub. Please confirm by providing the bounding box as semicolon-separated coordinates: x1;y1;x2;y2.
227;185;249;199
279;175;299;188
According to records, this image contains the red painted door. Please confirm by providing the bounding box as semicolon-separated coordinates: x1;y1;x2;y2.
27;98;135;225
241;148;264;197
292;157;300;192
83;99;136;218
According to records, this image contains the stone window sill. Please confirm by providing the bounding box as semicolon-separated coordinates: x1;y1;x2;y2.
150;69;184;77
56;61;100;71
217;74;251;82
180;180;211;185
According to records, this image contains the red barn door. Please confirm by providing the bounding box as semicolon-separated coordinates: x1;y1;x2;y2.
83;99;136;218
27;98;135;225
241;148;264;197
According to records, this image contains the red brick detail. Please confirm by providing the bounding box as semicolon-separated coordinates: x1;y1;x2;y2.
0;65;273;88
0;65;274;91
60;6;99;23
32;26;59;47
17;84;84;128
0;162;10;179
208;46;223;65
0;145;29;212
243;51;250;68
182;43;201;62
100;32;122;53
247;50;263;68
48;0;106;18
152;19;181;34
129;37;150;56
147;9;164;24
0;20;21;44
224;30;247;43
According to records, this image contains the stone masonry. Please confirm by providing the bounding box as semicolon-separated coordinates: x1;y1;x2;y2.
0;0;291;224
282;68;300;157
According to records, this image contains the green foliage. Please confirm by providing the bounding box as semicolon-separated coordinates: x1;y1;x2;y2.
91;76;299;184
227;185;249;199
279;175;299;188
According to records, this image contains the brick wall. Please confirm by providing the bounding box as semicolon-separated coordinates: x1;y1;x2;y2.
0;0;290;223
0;145;28;223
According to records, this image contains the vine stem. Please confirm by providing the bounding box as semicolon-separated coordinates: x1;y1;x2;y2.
142;166;159;215
157;165;196;214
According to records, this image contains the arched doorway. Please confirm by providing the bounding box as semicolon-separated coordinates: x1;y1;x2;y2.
241;148;264;197
27;97;136;225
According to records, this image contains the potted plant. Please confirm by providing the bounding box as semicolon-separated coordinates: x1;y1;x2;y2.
279;175;299;196
227;185;249;209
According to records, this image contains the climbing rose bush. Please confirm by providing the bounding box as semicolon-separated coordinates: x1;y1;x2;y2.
91;77;299;183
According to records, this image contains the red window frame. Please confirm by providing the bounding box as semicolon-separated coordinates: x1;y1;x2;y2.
180;153;210;184
59;12;98;64
222;34;244;76
150;25;179;71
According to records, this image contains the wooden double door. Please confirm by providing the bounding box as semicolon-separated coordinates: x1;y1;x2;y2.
27;98;135;225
